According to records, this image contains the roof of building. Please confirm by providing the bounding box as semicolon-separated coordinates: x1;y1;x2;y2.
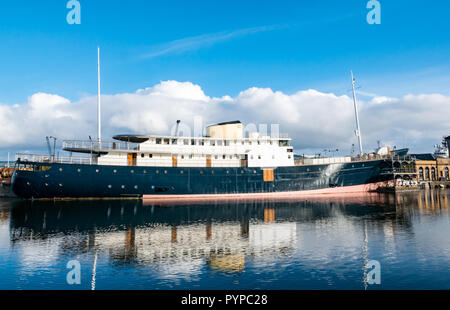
410;153;436;161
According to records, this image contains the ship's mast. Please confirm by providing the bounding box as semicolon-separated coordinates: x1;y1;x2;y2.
351;70;363;156
97;47;102;143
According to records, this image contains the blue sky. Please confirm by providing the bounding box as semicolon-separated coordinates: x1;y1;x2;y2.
0;0;450;158
1;0;450;104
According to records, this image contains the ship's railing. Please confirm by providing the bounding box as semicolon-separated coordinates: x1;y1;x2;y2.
62;140;140;152
15;153;95;165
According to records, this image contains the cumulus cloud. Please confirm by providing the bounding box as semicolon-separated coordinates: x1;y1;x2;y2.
0;80;449;156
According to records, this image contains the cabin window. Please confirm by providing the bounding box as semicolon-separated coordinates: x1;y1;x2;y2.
163;138;170;145
270;141;273;145
149;154;152;158
181;155;184;159
191;139;196;145
171;139;177;145
241;141;245;145
224;140;230;146
183;139;189;145
222;155;225;159
251;155;254;159
189;154;193;159
156;138;162;144
199;139;205;146
257;141;260;145
217;140;223;146
211;140;216;146
215;155;218;159
141;154;145;158
279;140;289;147
249;141;252;145
258;155;261;159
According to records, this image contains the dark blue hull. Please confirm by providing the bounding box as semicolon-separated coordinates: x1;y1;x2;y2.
11;159;393;199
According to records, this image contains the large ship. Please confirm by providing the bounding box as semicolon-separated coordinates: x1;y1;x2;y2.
11;119;393;200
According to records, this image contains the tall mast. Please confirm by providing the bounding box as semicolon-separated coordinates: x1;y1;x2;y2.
97;47;101;143
351;70;363;156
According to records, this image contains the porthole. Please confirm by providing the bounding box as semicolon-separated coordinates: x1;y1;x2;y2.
151;185;155;189
77;168;81;172
121;185;125;189
143;170;147;174
59;183;63;187
113;169;117;173
200;170;204;174
226;170;230;174
352;165;355;168
241;170;244;174
253;170;257;174
134;185;138;189
362;164;365;167
171;186;175;190
59;168;63;172
211;170;215;174
156;170;159;174
45;174;49;178
95;169;99;173
108;185;112;188
26;181;30;186
180;170;184;174
164;170;167;174
130;170;134;174
45;183;48;186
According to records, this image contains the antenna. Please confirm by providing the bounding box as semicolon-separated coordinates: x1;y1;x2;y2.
351;70;363;156
175;120;181;136
97;47;101;143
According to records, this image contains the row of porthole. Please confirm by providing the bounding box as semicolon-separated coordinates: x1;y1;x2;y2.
54;167;260;175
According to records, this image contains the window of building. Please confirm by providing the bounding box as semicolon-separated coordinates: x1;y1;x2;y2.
217;140;223;146
425;167;430;180
431;167;436;180
445;167;449;179
419;167;424;180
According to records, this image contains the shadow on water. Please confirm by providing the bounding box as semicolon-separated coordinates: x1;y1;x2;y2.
1;190;449;289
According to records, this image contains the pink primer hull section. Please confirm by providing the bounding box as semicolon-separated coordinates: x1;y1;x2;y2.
142;181;393;204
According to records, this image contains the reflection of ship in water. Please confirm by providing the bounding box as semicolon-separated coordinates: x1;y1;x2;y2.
7;195;396;274
7;191;446;278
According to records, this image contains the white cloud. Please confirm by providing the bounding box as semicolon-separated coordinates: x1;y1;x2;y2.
0;80;449;155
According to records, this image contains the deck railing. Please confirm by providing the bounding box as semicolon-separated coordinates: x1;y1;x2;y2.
16;153;95;165
62;140;140;152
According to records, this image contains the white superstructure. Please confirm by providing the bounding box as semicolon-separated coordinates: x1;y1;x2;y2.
63;121;295;168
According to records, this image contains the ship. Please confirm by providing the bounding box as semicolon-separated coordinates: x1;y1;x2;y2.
10;51;394;200
11;119;394;200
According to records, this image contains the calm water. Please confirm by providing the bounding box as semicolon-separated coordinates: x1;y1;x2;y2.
0;190;449;290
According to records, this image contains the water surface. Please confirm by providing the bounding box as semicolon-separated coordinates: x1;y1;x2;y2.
0;190;449;289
